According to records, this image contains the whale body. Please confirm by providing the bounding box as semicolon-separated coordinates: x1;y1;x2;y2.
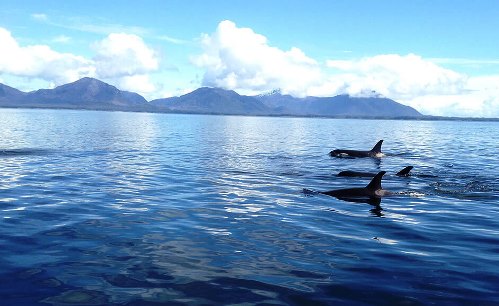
329;140;383;158
338;166;413;178
320;171;389;204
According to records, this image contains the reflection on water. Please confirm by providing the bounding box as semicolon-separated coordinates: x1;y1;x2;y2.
0;109;499;305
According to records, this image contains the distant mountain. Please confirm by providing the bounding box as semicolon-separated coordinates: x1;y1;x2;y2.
0;78;151;111
256;92;422;117
150;87;270;115
0;78;423;117
0;83;26;106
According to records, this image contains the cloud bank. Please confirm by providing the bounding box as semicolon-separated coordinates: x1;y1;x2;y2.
0;27;94;85
325;54;466;99
0;27;159;96
93;33;159;94
1;20;499;117
193;20;499;117
192;20;322;97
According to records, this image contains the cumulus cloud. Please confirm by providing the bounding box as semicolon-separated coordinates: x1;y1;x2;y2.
0;27;159;97
2;20;499;117
193;21;499;117
325;54;499;116
322;54;478;115
113;74;157;95
325;54;467;99
192;20;322;96
193;21;466;99
93;33;159;78
407;75;499;117
0;27;95;84
322;55;499;116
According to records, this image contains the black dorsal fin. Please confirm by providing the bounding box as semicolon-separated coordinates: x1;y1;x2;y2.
396;166;413;176
370;140;383;153
366;171;386;191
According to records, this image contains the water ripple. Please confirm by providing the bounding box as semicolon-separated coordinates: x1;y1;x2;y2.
1;110;498;305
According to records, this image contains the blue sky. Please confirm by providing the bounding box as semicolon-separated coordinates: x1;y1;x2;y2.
1;0;499;117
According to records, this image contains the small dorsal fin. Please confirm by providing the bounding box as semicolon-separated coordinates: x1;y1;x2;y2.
370;140;383;153
396;166;413;176
366;171;386;191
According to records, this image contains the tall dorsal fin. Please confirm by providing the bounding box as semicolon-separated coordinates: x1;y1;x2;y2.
370;140;383;153
366;171;386;191
396;166;413;176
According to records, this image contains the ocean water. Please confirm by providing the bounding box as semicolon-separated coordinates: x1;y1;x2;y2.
0;108;498;305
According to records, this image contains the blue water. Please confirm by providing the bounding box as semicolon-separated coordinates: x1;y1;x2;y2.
1;108;498;305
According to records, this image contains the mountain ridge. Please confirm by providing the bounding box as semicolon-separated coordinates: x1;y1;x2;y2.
0;77;423;117
150;87;270;115
256;93;421;117
0;78;152;111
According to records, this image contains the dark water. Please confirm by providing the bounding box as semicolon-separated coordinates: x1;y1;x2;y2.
1;109;498;305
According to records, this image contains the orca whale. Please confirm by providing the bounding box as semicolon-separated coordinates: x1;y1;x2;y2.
338;166;413;178
319;171;389;204
329;140;383;158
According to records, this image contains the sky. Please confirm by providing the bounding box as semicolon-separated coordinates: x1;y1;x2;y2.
1;0;499;117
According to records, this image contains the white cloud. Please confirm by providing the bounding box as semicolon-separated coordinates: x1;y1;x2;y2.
322;54;499;117
2;19;499;117
0;27;95;84
93;33;159;78
111;74;156;96
192;20;322;97
429;57;499;67
407;75;499;117
325;54;467;99
192;21;499;117
0;27;161;97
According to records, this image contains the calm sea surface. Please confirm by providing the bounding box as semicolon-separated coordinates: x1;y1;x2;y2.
1;108;498;305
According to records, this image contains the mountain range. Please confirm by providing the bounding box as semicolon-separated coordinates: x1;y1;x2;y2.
0;78;152;112
0;77;422;118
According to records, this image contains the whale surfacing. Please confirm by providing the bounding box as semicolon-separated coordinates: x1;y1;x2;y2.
320;171;389;202
395;166;413;177
329;140;383;158
338;166;413;178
